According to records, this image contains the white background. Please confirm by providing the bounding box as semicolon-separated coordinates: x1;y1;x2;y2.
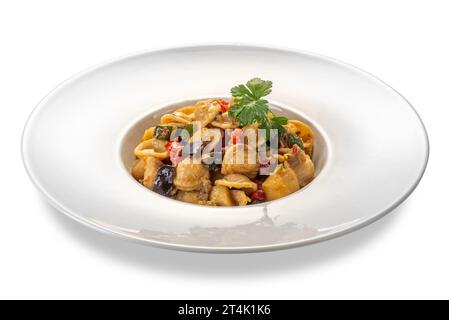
1;0;447;300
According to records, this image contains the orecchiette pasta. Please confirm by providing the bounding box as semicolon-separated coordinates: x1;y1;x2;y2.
194;100;221;126
221;144;259;178
173;157;211;192
160;113;191;127
142;156;163;189
286;120;314;156
174;106;196;118
262;165;300;201
134;138;169;159
141;127;155;141
209;185;234;206
215;174;258;193
130;79;316;206
230;190;251;206
211;112;238;129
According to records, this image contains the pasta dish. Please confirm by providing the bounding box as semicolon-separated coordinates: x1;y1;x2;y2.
131;78;315;206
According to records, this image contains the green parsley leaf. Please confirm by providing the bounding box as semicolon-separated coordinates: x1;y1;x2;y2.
231;85;254;102
229;78;287;143
230;78;272;102
271;116;288;125
229;78;272;127
261;116;288;141
230;99;269;127
270;116;288;136
246;78;272;99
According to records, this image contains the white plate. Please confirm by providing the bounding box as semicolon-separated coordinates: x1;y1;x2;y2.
22;45;429;253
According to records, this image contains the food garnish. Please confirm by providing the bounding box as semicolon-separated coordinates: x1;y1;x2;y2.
229;77;288;139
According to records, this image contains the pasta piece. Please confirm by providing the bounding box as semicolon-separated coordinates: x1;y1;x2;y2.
194;100;221;126
286;120;314;156
160;113;191;126
176;191;214;205
175;106;197;119
142;156;163;190
215;174;258;193
141;127;155;141
276;154;287;163
134;138;169;159
278;147;291;154
230;190;251;206
131;158;146;180
262;165;300;201
222;144;259;178
209;185;234;206
211;112;238;129
195;99;212;107
174;157;211;192
286;148;315;187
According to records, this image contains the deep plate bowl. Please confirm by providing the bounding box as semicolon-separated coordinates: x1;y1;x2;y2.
22;45;429;253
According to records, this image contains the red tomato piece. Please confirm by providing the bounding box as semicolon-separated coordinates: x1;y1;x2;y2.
231;128;244;144
216;99;230;113
251;189;266;201
292;145;300;155
166;141;183;165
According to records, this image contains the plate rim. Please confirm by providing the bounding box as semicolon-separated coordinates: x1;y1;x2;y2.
21;43;430;253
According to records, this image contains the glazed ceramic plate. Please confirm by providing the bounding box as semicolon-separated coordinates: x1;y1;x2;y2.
22;45;429;253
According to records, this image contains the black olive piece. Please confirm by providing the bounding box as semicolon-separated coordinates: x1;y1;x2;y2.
153;165;175;196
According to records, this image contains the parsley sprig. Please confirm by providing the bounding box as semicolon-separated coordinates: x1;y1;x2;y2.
229;78;287;138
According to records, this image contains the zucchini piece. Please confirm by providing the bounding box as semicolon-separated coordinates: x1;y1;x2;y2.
154;126;173;140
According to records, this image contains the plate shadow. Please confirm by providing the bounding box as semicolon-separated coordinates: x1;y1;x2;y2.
43;200;407;278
